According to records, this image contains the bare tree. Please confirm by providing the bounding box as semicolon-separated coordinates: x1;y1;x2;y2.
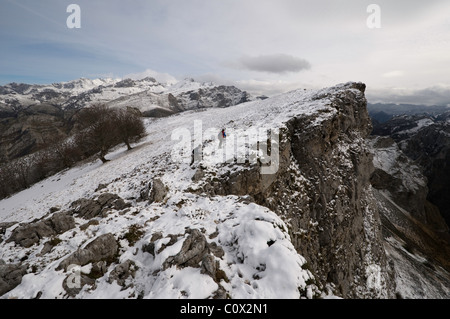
115;107;146;150
0;163;17;198
11;157;33;189
52;137;82;168
74;103;120;163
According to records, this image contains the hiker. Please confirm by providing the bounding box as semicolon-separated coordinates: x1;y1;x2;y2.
218;128;226;148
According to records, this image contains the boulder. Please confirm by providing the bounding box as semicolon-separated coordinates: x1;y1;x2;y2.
108;260;137;287
149;179;168;203
0;261;27;296
71;193;129;219
57;233;118;271
7;212;75;248
162;229;208;269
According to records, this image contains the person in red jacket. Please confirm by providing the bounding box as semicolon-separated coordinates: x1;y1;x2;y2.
218;128;226;148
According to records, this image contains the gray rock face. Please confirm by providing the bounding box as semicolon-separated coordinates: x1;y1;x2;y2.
7;212;75;248
108;260;137;287
160;229;225;283
190;83;395;298
163;229;209;269
368;135;450;295
277;84;392;298
149;179;168;203
0;260;27;296
368;136;448;231
140;178;169;203
0;104;69;164
57;233;118;271
71;193;129;219
372;113;450;228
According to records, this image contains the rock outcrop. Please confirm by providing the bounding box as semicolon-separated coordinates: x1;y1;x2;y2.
71;193;130;219
7;212;75;248
368;135;450;297
57;233;118;271
190;83;395;298
0;260;27;296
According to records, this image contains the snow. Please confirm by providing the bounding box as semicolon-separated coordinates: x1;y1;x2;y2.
166;78;215;95
0;83;359;299
384;236;450;299
145;266;218;299
368;137;427;192
399;118;434;135
0;77;242;114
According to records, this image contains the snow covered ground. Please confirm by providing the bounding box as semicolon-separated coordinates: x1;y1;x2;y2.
0;84;351;299
0;85;335;224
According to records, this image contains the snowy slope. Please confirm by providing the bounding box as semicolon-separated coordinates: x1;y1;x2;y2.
0;85;331;223
0;84;345;299
369;136;450;298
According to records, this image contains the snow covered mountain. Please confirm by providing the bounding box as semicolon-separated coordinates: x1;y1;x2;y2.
0;77;252;163
368;103;450;124
372;113;450;230
105;78;251;117
0;77;250;113
0;82;449;299
369;136;450;298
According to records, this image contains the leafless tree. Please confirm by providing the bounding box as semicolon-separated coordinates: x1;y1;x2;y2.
115;107;146;150
74;103;120;163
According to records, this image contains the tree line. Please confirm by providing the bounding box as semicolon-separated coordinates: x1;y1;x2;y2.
0;104;146;199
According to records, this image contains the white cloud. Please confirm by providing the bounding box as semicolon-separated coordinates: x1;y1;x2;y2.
237;54;311;74
125;69;178;85
366;84;450;106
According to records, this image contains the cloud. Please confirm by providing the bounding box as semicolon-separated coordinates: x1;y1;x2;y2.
237;54;311;74
235;79;309;97
125;69;178;85
366;85;450;106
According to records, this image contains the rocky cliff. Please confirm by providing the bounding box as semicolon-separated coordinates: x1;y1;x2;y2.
189;83;394;297
372;113;450;228
0;82;448;299
369;136;450;298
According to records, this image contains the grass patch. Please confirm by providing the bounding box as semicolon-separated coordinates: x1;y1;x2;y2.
122;224;144;246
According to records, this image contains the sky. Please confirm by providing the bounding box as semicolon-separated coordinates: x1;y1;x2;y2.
1;0;450;105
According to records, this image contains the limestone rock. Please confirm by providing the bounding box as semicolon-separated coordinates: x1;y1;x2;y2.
139;179;168;203
0;222;16;243
57;233;118;271
0;261;27;296
108;260;137;287
148;178;168;203
7;212;75;248
71;193;129;219
163;229;208;269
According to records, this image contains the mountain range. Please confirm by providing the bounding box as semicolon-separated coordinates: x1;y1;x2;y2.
368;103;450;123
